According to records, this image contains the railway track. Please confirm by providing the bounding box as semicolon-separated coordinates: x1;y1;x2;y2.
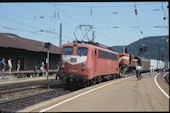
0;85;43;95
0;79;57;91
0;88;71;112
156;72;169;95
165;73;169;83
0;78;71;112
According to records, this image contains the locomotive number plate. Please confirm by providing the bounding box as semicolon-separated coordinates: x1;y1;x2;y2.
70;58;77;63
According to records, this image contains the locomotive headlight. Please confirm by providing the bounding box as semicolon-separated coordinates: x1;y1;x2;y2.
81;62;86;70
61;61;65;68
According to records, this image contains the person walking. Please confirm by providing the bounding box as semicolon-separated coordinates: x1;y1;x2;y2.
149;66;153;77
136;64;142;80
8;58;12;74
17;60;20;71
0;58;6;72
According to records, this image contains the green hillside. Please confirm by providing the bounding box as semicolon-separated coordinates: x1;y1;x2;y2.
111;35;169;61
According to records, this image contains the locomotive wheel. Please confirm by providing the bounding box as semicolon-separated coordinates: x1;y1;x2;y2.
64;78;71;89
92;78;96;85
85;79;89;87
113;75;117;79
87;79;93;87
82;79;90;88
96;76;102;84
110;74;113;80
108;74;111;81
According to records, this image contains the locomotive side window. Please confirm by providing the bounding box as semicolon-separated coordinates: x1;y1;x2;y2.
77;47;88;56
98;49;118;60
64;46;73;55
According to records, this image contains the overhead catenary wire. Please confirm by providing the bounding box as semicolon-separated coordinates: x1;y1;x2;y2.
56;2;159;8
89;9;129;45
161;2;168;34
15;3;74;30
0;2;168;47
0;3;80;45
0;15;74;43
0;3;77;41
48;1;157;45
134;2;146;37
48;2;82;25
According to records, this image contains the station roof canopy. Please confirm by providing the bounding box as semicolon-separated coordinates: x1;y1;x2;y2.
0;33;61;54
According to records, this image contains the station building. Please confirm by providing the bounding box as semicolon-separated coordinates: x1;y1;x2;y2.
0;33;61;71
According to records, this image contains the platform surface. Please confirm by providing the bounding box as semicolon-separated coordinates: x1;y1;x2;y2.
18;72;169;112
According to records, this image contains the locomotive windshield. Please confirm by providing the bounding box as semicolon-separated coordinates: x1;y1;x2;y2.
64;46;73;55
77;47;88;56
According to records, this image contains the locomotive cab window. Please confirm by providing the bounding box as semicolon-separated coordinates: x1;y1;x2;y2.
77;47;88;56
64;46;73;55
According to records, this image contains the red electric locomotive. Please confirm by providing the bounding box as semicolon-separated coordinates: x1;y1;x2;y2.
119;53;130;65
58;41;119;87
119;53;136;76
119;53;135;66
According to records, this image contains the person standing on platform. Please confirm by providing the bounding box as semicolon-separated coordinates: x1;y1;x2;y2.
8;58;12;74
34;66;40;76
17;60;20;71
149;66;153;77
40;62;46;76
0;58;6;72
57;61;60;71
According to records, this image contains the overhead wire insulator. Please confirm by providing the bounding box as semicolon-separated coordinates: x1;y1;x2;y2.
54;3;56;19
90;6;93;17
161;2;164;11
39;16;44;18
163;17;166;20
135;9;138;15
57;12;60;19
134;3;138;15
140;31;143;34
57;3;60;19
34;16;36;20
54;11;56;19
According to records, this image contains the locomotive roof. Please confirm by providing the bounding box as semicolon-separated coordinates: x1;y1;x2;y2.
63;41;118;55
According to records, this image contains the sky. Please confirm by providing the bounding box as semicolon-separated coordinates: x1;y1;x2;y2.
0;2;169;47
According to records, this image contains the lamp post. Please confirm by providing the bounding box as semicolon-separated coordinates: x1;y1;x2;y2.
165;38;169;68
139;44;147;58
161;48;165;69
44;42;51;89
123;41;125;53
139;44;147;66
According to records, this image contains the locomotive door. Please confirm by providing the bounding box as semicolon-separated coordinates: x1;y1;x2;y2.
94;49;97;74
129;54;131;64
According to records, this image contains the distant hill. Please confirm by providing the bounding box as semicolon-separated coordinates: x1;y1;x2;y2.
111;35;169;61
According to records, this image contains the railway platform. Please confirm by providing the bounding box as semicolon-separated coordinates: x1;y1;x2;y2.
0;69;58;84
19;72;169;112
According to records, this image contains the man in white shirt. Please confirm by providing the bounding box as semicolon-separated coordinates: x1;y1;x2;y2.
136;65;142;80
